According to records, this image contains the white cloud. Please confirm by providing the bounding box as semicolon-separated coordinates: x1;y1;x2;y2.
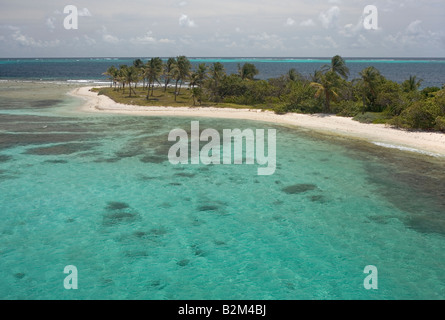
248;32;283;50
101;31;119;44
382;19;444;53
159;38;175;44
179;14;196;28
130;31;175;45
130;31;156;44
102;34;119;44
349;34;372;49
45;17;56;31
11;30;60;48
83;35;96;45
407;20;423;35
307;35;339;50
285;18;295;26
0;0;444;57
99;26;120;44
300;19;315;27
0;25;20;31
340;18;364;38
78;8;92;17
319;6;340;29
12;30;34;46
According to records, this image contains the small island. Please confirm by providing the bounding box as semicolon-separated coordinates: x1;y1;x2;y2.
96;55;445;132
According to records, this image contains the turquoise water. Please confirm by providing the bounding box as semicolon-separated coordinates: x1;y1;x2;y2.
0;83;444;300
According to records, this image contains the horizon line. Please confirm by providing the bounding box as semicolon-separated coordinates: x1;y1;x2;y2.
1;56;445;60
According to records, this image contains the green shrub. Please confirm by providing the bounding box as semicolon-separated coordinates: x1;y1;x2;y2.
375;81;406;115
353;112;390;124
434;89;445;114
435;116;445;132
284;81;318;113
97;88;108;96
274;104;289;115
334;100;362;117
421;86;441;98
396;100;441;130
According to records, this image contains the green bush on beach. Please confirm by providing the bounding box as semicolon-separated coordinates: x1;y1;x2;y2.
101;55;445;132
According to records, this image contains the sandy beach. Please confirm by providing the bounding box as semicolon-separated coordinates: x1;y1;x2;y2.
70;86;445;157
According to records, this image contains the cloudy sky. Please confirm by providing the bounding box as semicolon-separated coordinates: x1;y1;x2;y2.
0;0;444;58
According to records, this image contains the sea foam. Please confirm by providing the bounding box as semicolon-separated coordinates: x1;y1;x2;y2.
372;142;443;158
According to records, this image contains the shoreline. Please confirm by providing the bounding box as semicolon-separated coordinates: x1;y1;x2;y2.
69;86;445;157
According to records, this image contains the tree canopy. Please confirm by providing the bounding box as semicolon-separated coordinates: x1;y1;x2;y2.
102;55;445;132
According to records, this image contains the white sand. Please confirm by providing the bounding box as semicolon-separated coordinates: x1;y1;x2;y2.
69;86;445;157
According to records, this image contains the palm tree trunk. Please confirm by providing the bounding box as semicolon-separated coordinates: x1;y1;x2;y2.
325;91;330;113
178;80;182;95
174;80;179;101
362;94;367;114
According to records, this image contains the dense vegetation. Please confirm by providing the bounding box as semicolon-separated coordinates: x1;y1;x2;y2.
102;56;445;132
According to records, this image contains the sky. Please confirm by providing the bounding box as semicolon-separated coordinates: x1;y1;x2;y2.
0;0;444;58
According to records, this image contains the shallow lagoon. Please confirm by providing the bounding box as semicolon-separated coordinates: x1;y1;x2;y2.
0;82;444;299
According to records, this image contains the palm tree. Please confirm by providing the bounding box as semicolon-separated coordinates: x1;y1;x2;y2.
322;55;350;80
355;66;382;112
133;58;144;69
207;62;226;102
171;61;181;101
310;71;340;113
188;64;207;106
117;65;128;93
195;63;208;89
144;57;164;99
132;59;144;88
310;69;323;83
402;75;423;92
209;62;225;99
189;72;199;89
143;61;152;97
209;62;225;85
287;68;301;82
176;56;191;95
163;57;176;92
103;65;118;89
122;66;139;97
238;63;259;80
190;87;203;106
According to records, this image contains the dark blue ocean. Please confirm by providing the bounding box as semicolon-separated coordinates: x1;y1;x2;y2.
0;57;444;88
